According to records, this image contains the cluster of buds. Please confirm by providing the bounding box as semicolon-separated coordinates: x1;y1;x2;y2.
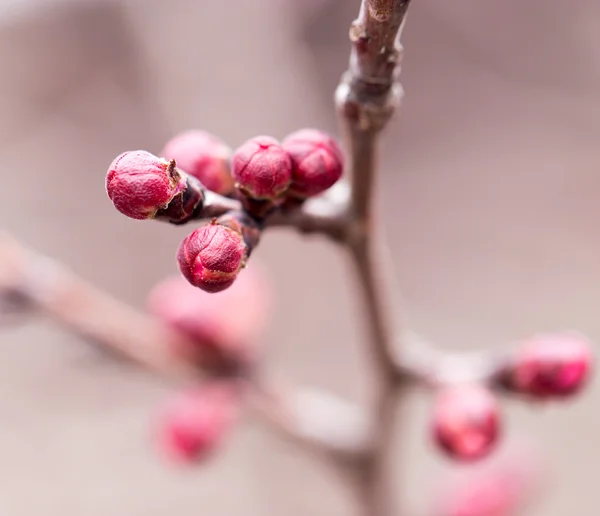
430;333;592;462
106;128;343;293
105;127;343;463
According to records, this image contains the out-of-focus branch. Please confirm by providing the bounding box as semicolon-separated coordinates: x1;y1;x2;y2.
0;232;207;381
395;333;514;390
0;231;367;469
250;376;370;463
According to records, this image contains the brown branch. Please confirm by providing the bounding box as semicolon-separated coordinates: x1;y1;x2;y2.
335;1;413;514
0;232;367;468
0;232;206;381
337;0;409;222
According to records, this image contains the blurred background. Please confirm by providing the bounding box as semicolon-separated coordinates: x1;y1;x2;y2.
0;0;599;514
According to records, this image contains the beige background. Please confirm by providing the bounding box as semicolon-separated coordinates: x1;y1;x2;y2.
0;0;599;514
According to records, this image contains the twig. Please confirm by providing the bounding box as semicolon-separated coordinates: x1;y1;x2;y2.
265;181;351;241
335;1;412;514
249;376;370;462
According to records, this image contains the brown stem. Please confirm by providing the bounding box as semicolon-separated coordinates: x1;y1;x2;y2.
336;1;413;514
199;189;243;219
337;0;409;222
265;185;350;242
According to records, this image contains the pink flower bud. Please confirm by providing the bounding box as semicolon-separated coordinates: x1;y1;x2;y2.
177;223;247;293
147;264;270;365
432;385;500;461
442;472;523;516
506;333;593;398
282;129;344;198
106;150;186;220
435;440;541;516
232;136;292;200
155;383;239;463
161;130;235;196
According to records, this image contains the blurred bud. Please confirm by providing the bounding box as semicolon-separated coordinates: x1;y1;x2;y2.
432;385;501;461
435;439;542;516
147;264;270;366
177;222;247;293
106;150;186;220
155;382;240;463
503;333;593;399
232;136;292;201
282;129;344;199
161;130;235;196
442;472;523;516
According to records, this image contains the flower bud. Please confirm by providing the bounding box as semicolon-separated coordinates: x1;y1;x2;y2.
177;222;247;293
232;136;292;200
106;150;205;223
505;333;592;398
161;130;235;196
432;385;500;461
155;383;239;463
435;440;541;516
106;150;187;220
147;264;270;366
282;129;344;198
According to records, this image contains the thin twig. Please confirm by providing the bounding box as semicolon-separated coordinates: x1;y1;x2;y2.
199;190;243;219
265;182;351;241
249;375;370;462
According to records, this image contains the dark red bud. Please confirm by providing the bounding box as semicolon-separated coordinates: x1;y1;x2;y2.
232;136;292;200
106;150;186;220
177;222;247;293
282;129;344;198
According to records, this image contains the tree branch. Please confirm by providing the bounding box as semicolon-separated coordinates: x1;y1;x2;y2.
0;232;367;468
337;0;409;222
335;1;413;514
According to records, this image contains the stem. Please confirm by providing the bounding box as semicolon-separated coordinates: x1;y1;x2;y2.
350;234;399;381
359;388;399;515
336;1;413;514
265;185;350;242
